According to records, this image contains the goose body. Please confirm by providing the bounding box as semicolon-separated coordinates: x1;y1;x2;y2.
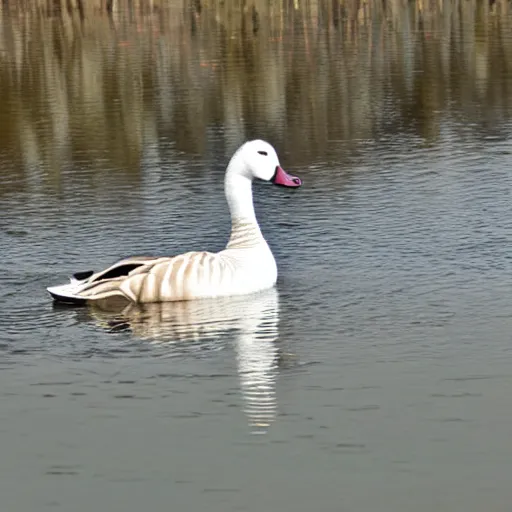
47;140;302;305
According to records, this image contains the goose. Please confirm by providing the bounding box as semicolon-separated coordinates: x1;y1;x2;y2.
47;140;302;305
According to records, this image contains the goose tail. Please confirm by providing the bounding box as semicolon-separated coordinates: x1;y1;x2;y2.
47;276;130;306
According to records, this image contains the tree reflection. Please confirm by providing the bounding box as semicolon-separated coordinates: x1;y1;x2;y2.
0;1;511;194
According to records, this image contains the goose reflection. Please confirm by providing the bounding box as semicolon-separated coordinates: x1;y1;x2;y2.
88;288;281;433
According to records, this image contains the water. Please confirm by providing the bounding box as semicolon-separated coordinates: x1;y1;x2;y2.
2;5;512;511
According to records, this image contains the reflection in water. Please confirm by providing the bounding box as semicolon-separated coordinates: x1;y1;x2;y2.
1;3;512;194
89;289;281;434
4;6;512;511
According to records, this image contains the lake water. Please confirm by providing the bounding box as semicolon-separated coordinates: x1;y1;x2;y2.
2;4;512;511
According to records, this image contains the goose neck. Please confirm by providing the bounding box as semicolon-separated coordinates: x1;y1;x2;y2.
224;170;257;225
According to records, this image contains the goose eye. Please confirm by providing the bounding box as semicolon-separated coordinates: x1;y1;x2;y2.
258;151;268;156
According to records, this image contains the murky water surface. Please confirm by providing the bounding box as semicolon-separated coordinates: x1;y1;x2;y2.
2;5;512;511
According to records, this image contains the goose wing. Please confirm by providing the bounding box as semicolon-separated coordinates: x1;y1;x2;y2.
49;250;235;305
74;251;230;304
48;256;168;304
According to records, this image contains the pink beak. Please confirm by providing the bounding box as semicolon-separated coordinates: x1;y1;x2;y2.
271;166;302;187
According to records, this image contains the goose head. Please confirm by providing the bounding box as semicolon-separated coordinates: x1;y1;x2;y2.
228;140;302;188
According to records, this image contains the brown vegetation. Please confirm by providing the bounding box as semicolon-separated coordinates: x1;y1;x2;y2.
0;1;511;193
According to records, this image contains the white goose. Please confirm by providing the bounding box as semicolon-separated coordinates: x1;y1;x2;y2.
47;140;302;305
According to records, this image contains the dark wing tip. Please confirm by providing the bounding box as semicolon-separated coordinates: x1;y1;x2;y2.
73;270;94;281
